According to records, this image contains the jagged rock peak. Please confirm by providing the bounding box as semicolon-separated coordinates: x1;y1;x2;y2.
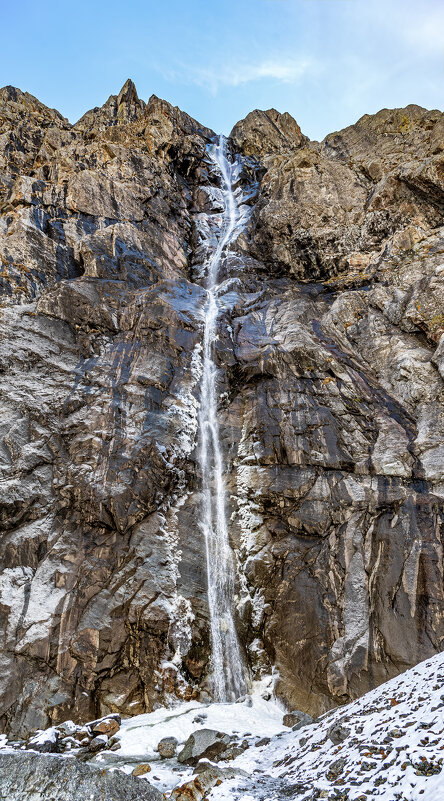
322;103;444;171
0;84;69;126
117;77;139;106
74;78;146;131
230;107;307;159
145;94;215;140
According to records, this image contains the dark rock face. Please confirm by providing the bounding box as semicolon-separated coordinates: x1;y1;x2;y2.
0;82;215;734
0;82;443;735
0;751;163;800
226;103;444;715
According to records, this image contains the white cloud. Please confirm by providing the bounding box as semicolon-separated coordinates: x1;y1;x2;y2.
160;56;316;93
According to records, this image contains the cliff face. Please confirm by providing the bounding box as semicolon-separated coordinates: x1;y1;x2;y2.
0;81;443;736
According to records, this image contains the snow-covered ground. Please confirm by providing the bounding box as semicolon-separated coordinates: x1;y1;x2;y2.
208;653;444;801
94;676;285;793
92;654;444;799
1;655;443;800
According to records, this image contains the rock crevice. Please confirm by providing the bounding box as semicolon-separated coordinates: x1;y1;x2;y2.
0;82;443;734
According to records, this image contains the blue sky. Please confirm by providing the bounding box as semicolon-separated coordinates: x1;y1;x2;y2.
1;0;443;139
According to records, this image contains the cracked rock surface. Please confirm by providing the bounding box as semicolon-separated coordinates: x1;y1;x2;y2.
0;81;443;735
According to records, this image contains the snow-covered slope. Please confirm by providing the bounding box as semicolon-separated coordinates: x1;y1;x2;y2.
208;653;444;801
95;653;444;799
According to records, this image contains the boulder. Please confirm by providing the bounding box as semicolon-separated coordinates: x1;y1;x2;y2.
89;714;121;728
92;718;120;737
177;729;231;766
132;764;151;776
55;721;78;737
0;751;163;800
89;734;108;753
157;736;178;758
255;737;271;747
283;711;314;730
327;722;351;745
27;728;59;753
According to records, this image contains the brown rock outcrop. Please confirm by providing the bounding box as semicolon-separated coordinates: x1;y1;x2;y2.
0;82;443;735
230;107;306;159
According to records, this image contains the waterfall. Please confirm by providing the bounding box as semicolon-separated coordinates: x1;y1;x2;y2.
198;135;247;702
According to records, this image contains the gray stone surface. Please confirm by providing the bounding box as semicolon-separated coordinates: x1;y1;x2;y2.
327;722;351;745
0;81;443;735
157;735;178;758
177;729;231;765
0;751;163;800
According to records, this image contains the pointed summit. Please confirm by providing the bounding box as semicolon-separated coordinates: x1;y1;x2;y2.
116;79;142;122
117;78;138;105
75;78;145;131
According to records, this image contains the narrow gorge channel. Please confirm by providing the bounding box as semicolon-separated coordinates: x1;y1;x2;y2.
197;136;247;702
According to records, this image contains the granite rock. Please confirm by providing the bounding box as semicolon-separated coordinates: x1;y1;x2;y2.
0;81;443;735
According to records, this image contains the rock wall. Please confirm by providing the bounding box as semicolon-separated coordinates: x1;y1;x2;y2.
0;81;443;735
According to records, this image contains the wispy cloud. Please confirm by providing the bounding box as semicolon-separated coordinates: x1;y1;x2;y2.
359;1;444;58
159;56;317;93
400;8;444;55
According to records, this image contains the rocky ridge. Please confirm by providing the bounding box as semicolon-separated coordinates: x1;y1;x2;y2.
0;80;443;736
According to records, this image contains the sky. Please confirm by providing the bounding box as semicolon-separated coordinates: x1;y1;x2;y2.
1;0;443;140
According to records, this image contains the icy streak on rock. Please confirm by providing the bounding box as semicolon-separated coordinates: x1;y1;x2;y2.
198;136;247;701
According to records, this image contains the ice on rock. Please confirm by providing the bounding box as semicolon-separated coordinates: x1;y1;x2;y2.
197;136;251;702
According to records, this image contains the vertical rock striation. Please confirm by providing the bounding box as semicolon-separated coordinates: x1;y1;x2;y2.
0;83;443;734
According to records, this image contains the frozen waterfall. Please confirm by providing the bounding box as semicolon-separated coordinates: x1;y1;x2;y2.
198;135;247;702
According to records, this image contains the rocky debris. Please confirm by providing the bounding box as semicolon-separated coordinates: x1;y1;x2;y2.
5;713;123;757
0;751;163;800
177;729;232;765
283;711;314;730
165;653;443;801
157;736;178;758
132;763;152;776
245;653;444;800
255;737;271;747
171;762;249;801
2;654;443;799
327;721;351;745
326;755;347;780
171;767;224;801
216;742;249;761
